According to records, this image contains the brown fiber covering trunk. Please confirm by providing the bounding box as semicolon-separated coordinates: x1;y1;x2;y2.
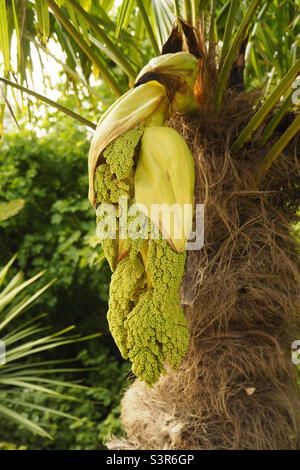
108;92;300;450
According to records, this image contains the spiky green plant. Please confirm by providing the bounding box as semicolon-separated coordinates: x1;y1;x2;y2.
0;255;97;438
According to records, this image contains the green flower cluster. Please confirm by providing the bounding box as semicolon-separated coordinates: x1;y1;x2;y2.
94;126;189;385
109;239;188;385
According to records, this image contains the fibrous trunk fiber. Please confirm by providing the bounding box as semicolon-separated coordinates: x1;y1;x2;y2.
108;94;300;450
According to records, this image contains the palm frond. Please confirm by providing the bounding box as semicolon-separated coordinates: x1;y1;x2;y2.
26;34;108;103
219;0;239;68
0;257;99;437
46;0;123;96
214;0;261;109
136;0;160;55
257;113;300;183
0;405;51;438
35;0;50;44
0;0;10;73
116;0;135;38
0;77;97;129
261;92;293;145
65;0;137;80
231;59;300;153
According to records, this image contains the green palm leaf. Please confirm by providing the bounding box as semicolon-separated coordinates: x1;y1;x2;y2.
0;257;99;437
231;59;300;153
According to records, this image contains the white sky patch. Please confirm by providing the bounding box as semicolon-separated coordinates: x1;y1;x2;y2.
1;34;64;102
1;35;64;133
1;33;104;135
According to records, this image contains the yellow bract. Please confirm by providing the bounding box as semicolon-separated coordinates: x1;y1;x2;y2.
135;52;199;113
134;126;194;253
88;81;168;205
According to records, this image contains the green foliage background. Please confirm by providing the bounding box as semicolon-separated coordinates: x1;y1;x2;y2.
0;116;131;449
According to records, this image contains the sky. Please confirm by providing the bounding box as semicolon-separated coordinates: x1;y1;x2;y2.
0;33;102;135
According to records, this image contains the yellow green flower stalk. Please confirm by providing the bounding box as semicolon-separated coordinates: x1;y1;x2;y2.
89;52;199;385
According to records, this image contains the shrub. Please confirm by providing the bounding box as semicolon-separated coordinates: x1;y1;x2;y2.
0;122;110;338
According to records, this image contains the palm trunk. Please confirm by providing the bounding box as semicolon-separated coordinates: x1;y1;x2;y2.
108;95;300;450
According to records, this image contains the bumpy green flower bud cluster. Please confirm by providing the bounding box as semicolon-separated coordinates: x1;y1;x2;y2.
122;239;188;385
94;164;132;204
94;125;190;386
103;125;144;179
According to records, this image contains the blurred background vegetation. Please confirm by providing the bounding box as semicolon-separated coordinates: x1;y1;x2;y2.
0;110;132;449
0;0;299;450
0;81;133;448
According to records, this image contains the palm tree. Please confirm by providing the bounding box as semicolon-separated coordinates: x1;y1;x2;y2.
0;0;299;450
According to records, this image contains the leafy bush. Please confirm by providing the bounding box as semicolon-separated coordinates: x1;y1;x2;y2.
0;121;110;337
